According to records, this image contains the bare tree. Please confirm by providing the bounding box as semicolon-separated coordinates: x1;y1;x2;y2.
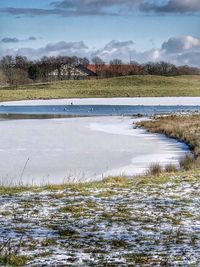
0;70;7;86
15;56;29;70
92;56;105;79
0;56;15;85
80;57;90;67
12;68;31;86
109;59;124;76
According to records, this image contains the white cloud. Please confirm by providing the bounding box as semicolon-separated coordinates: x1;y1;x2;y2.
162;36;200;53
1;41;89;59
1;36;200;67
91;40;135;62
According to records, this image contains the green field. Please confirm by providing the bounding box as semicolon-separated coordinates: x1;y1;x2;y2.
1;75;200;101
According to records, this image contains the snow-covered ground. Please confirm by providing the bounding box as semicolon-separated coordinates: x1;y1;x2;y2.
0;173;199;266
0;116;188;185
1;97;200;106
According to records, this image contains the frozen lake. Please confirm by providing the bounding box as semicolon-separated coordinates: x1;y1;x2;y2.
0;116;188;186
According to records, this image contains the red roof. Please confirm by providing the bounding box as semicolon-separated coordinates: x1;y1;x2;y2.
86;64;146;75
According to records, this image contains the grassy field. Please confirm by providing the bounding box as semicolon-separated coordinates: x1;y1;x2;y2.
1;75;200;101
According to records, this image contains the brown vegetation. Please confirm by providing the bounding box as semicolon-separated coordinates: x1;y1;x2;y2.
165;163;178;173
147;163;163;176
0;70;7;86
137;115;200;170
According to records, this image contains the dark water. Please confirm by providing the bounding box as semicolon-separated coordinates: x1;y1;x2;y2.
0;105;200;117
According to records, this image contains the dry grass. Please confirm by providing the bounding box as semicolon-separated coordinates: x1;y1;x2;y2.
147;163;163;176
138;115;200;170
165;163;178;173
179;154;195;170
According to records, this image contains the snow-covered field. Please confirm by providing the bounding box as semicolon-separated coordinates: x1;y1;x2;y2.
0;172;199;266
1;96;200;106
0;116;188;186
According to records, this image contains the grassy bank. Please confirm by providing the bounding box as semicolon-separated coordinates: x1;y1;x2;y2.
137;115;200;170
1;75;200;101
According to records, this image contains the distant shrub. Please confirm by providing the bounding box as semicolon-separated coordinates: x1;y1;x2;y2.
147;163;163;176
165;163;178;173
179;154;195;170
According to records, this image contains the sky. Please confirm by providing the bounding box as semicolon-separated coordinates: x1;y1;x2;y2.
0;0;200;66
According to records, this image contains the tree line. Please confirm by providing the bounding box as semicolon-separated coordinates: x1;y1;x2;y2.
0;55;199;86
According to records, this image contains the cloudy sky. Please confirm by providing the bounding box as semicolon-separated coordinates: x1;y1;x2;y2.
0;0;200;66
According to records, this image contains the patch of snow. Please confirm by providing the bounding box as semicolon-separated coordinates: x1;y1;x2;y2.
1;97;200;106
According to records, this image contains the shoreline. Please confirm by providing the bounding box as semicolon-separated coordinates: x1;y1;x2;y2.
1;96;200;106
0;116;188;186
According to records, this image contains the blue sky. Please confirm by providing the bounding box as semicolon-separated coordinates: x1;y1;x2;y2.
0;0;200;66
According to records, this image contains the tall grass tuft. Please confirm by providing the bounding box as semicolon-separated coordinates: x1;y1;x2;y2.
179;154;195;171
147;163;163;176
165;163;178;173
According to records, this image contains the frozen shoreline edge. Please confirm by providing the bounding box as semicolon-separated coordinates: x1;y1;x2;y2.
0;116;189;186
1;96;200;106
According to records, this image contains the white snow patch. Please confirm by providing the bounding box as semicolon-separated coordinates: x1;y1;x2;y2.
1;97;200;106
